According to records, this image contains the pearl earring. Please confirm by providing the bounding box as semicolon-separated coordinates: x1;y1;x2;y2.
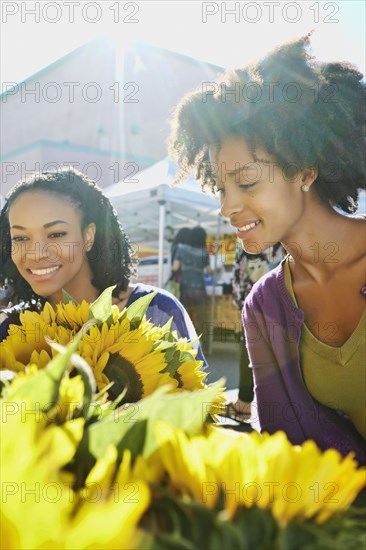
301;184;310;192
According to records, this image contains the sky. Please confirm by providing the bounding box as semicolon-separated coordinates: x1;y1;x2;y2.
1;1;365;86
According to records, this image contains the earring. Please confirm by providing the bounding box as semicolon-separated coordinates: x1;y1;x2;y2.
301;184;310;192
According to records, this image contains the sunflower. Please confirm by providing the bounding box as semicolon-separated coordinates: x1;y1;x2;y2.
0;303;74;373
55;299;91;330
176;359;207;390
154;422;366;527
1;288;216;409
154;421;218;508
1;379;85;549
1;379;149;550
79;318;176;402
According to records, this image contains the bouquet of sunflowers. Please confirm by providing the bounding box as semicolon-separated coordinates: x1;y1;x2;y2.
1;289;365;549
0;288;224;406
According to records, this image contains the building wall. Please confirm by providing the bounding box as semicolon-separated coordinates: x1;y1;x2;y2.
1;38;223;196
1;38;120;195
121;42;223;169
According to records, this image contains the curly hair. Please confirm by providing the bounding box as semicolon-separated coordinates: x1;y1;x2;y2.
0;168;137;307
168;33;365;213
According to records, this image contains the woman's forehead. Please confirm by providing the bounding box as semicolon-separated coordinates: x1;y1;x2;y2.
9;190;81;224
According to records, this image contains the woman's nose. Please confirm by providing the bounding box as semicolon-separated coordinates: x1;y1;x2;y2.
219;188;243;219
20;237;51;263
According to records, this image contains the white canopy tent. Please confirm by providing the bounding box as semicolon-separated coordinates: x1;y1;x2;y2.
104;157;234;354
104;157;233;287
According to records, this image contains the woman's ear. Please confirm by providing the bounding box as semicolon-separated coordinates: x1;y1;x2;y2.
301;166;318;186
83;223;96;252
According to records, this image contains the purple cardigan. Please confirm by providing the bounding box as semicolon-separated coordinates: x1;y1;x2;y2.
243;258;366;464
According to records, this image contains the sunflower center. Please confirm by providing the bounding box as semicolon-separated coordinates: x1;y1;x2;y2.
104;353;143;403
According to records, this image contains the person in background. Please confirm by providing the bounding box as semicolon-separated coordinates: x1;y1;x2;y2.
171;227;191;263
226;241;285;421
0;169;207;367
173;226;212;353
165;227;192;297
168;33;365;462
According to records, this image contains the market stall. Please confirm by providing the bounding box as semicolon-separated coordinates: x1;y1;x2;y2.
104;157;240;351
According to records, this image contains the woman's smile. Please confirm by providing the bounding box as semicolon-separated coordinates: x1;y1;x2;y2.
236;220;261;239
26;265;62;280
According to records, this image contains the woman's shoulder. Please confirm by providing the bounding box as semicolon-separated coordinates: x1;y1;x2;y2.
128;284;192;336
129;283;184;312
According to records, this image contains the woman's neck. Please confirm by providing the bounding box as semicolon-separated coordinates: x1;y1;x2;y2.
282;204;364;284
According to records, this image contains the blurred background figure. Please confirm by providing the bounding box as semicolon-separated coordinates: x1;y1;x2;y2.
164;227;192;298
0;280;13;309
173;226;212;353
171;227;191;265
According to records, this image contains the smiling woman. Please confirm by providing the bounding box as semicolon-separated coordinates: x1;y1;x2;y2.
9;191;97;307
0;169;207;366
208;137;319;250
169;33;366;463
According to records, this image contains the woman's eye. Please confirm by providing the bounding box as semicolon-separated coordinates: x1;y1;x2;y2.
11;235;28;242
49;232;67;238
239;182;257;190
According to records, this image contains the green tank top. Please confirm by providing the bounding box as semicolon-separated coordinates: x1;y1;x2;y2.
283;258;366;439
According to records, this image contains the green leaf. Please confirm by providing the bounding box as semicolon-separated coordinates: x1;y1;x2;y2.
153;340;177;352
86;380;224;461
62;289;79;305
87;400;142;459
10;331;83;411
160;350;183;377
129;380;225;458
288;510;366;550
89;285;116;323
116;419;147;460
148;487;226;550
120;291;158;326
232;506;278;550
212;520;246;550
74;403;144;475
160;349;197;378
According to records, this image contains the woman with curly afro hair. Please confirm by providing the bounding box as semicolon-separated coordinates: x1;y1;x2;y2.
0;168;207;365
169;33;365;462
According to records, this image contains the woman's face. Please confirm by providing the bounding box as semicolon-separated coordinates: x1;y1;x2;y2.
209;136;315;254
8;191;96;304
